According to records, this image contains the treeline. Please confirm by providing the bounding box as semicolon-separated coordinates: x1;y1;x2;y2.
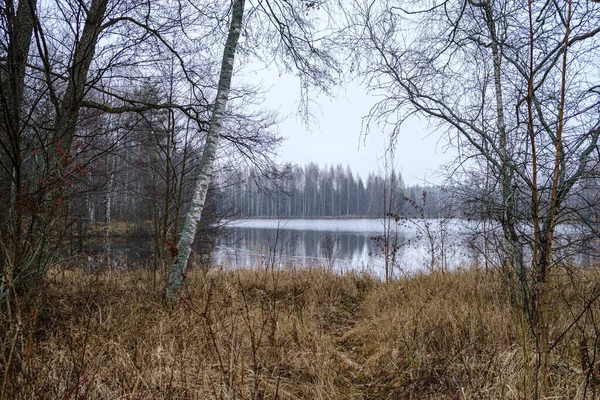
217;163;446;218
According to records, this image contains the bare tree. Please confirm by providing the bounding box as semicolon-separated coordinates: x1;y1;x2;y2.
351;0;600;395
165;0;342;297
1;0;218;297
371;144;405;282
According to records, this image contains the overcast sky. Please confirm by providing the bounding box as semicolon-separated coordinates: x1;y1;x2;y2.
238;67;456;186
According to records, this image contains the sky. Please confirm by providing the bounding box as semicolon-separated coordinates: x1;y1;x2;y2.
237;67;456;186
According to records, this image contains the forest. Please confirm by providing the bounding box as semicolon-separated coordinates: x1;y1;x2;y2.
217;163;443;218
2;0;600;398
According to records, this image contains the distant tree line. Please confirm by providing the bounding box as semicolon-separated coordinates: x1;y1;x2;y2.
217;163;445;218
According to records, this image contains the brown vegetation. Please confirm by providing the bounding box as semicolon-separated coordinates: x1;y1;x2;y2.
3;264;600;399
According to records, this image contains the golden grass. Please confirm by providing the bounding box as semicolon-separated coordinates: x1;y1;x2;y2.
3;264;600;399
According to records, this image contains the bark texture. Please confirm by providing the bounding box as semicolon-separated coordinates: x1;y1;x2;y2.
1;0;38;292
165;0;246;297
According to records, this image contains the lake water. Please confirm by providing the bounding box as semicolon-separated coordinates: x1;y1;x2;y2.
213;218;477;276
82;218;597;276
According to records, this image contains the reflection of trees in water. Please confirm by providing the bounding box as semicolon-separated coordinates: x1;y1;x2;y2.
215;227;380;269
227;223;478;273
79;222;600;272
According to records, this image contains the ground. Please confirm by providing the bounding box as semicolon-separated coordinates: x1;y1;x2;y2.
3;264;600;399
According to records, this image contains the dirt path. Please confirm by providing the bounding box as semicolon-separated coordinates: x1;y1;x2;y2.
323;289;373;396
324;286;403;399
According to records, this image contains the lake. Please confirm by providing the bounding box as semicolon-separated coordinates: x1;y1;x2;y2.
85;218;596;276
213;218;477;276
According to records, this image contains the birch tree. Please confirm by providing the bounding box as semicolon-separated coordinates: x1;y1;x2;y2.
165;0;246;297
1;0;224;299
351;0;600;396
165;0;341;297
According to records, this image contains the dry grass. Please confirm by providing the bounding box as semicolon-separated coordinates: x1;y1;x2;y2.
3;263;600;399
85;220;151;237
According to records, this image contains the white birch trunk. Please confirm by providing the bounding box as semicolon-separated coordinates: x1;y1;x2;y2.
165;0;246;297
104;156;114;269
483;2;528;313
88;201;95;224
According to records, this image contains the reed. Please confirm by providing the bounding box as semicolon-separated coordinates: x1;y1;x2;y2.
2;263;600;399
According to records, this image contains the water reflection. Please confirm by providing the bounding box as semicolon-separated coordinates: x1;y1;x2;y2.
213;220;476;276
214;227;383;272
79;219;599;275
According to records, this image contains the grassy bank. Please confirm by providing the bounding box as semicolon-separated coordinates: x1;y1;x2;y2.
3;264;600;399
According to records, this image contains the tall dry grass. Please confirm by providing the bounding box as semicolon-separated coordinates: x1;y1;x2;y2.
2;263;600;399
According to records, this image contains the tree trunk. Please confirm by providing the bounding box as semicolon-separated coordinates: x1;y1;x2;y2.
2;0;38;293
165;0;246;298
477;1;529;323
104;155;114;269
535;2;572;395
54;0;109;154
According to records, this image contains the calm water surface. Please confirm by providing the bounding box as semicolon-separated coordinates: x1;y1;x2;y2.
80;219;596;276
213;218;475;276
